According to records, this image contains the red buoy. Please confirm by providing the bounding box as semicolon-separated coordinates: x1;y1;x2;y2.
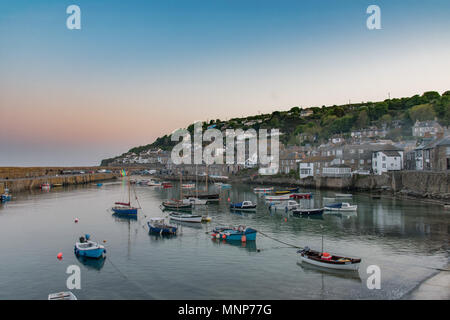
74;218;79;223
241;235;247;242
57;252;63;260
222;234;226;239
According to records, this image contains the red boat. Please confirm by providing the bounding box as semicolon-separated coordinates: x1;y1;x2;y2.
290;192;313;200
162;182;173;188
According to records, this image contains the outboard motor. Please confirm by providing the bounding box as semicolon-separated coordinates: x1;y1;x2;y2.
79;236;85;243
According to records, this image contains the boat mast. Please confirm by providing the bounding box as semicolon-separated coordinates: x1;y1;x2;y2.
320;224;324;254
205;165;208;192
180;171;183;200
128;173;131;205
195;164;198;198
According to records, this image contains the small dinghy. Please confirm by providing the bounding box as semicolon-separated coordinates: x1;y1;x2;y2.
148;218;177;235
162;182;173;188
1;193;12;202
162;200;193;211
169;212;203;223
274;187;299;195
41;183;51;191
74;234;106;259
292;208;324;216
253;187;273;193
335;193;353;198
265;194;292;201
297;247;361;271
181;183;195;189
211;225;257;242
290;192;312;199
48;291;77;300
230;201;257;211
269;200;299;212
324;202;357;212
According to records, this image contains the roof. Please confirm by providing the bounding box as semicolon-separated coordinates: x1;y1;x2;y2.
380;150;401;157
301;156;335;163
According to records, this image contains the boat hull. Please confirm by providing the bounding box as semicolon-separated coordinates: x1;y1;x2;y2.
74;246;106;259
147;222;177;235
112;207;138;215
299;255;360;271
169;214;202;223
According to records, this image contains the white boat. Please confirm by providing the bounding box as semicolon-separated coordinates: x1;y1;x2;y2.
269;200;299;211
254;187;274;193
324;202;357;212
182;197;208;205
297;247;361;271
48;291;77;300
181;183;195;189
147;180;162;186
264;194;292;201
169;212;203;223
335;193;353;198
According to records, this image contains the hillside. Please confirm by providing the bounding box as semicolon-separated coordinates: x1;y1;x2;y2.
101;90;450;165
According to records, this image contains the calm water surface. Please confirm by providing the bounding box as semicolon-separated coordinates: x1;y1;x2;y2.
0;179;448;299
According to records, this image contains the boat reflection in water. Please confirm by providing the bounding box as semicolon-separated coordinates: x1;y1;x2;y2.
296;261;361;282
76;255;106;271
211;238;258;253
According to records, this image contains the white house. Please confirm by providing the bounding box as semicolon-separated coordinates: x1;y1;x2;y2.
372;150;403;175
299;162;314;179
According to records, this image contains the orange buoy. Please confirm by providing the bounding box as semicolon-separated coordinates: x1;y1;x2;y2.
227;197;230;202
57;252;63;260
241;235;247;242
103;240;107;243
222;234;226;239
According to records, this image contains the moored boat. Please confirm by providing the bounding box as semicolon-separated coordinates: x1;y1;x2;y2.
269;200;299;211
162;200;193;211
274;187;299;195
182;197;208;205
147;180;162;186
148;218;177;235
169;212;203;223
181;183;195;189
74;234;106;259
253;187;274;193
335;193;353;198
211;225;257;242
290;192;313;200
297;247;361;271
324;202;357;212
1;193;12;202
230;201;257;211
264;194;292;201
41;183;51;190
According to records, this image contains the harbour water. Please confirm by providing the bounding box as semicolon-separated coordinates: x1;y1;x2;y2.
0;180;448;299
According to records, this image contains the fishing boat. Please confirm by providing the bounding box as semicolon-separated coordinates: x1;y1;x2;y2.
147;218;177;235
292;208;324;216
269;200;299;211
162;200;193;211
297;247;361;271
290;192;313;200
253;187;274;193
162;182;173;188
169;212;203;223
335;193;353;198
112;177;139;216
211;225;257;242
274;187;299;195
264;194;292;201
52;183;63;187
324;202;357;212
48;291;77;300
221;183;232;189
74;234;106;259
230;201;257;211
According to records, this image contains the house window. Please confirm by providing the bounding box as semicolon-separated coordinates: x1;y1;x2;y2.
382;163;386;168
382;156;386;161
350;149;355;154
446;147;450;156
360;160;364;164
359;149;364;154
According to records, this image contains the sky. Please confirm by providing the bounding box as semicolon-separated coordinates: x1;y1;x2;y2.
0;0;449;166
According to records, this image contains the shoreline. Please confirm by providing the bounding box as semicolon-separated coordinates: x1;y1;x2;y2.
402;265;450;300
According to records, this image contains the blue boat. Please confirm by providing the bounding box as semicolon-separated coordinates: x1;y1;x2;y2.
148;218;178;235
74;234;106;259
230;201;256;211
211;225;257;241
97;183;103;187
112;202;138;215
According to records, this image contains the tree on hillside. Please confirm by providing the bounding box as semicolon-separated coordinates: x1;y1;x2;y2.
408;104;436;122
422;91;440;102
355;109;369;128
